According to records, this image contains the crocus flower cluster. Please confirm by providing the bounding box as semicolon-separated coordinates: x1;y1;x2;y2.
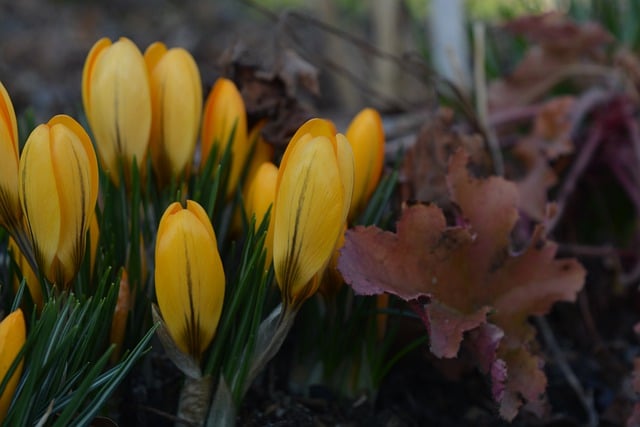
0;33;387;421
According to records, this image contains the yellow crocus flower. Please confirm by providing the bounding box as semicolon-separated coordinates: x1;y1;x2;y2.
155;200;225;360
82;37;151;186
345;108;385;220
145;42;203;186
19;115;99;287
246;161;278;268
200;78;248;198
273;119;354;309
244;120;274;186
0;309;26;422
0;81;21;233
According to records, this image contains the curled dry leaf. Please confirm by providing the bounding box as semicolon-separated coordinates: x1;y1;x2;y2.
338;149;586;420
400;108;489;206
506;96;576;221
218;42;315;147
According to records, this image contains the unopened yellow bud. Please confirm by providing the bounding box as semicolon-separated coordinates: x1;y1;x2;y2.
201;78;248;198
0;81;21;233
155;200;225;359
273;119;354;309
145;42;202;185
246;161;278;268
0;309;26;422
345;108;385;220
19;115;99;287
82;37;151;186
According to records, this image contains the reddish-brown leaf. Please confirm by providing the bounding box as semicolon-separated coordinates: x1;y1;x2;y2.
339;149;586;420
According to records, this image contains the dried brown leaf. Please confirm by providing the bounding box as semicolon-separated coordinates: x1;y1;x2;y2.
401;108;489;205
218;43;315;147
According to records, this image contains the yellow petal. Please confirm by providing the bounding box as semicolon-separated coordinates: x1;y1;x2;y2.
200;78;248;197
19;115;99;286
0;81;20;231
247;162;278;227
345;108;385;219
147;45;202;183
276;118;336;192
83;37;151;185
143;41;167;73
0;309;26;422
155;201;225;359
273;136;344;306
244;120;274;186
335;133;355;225
81;37;111;119
19;124;62;280
246;162;278;267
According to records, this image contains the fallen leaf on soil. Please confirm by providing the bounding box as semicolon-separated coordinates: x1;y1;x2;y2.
338;149;586;420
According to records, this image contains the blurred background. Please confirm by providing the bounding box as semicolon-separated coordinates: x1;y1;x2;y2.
0;0;596;125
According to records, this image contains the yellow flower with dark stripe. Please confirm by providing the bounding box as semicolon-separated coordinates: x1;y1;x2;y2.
273;119;354;309
155;200;225;359
145;42;202;185
0;309;26;422
19;115;99;287
82;37;151;185
0;81;21;233
200;78;248;198
345;108;385;220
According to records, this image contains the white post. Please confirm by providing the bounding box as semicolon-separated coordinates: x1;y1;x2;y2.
429;0;471;94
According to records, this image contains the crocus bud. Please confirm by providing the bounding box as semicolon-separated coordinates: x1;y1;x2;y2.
82;37;151;186
8;238;42;308
110;269;130;363
246;161;278;268
88;212;100;279
230;121;274;236
145;42;203;186
273;119;354;309
155;200;225;360
19;115;99;287
345;108;385;220
201;78;248;198
244;120;274;186
0;309;26;422
0;81;21;233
